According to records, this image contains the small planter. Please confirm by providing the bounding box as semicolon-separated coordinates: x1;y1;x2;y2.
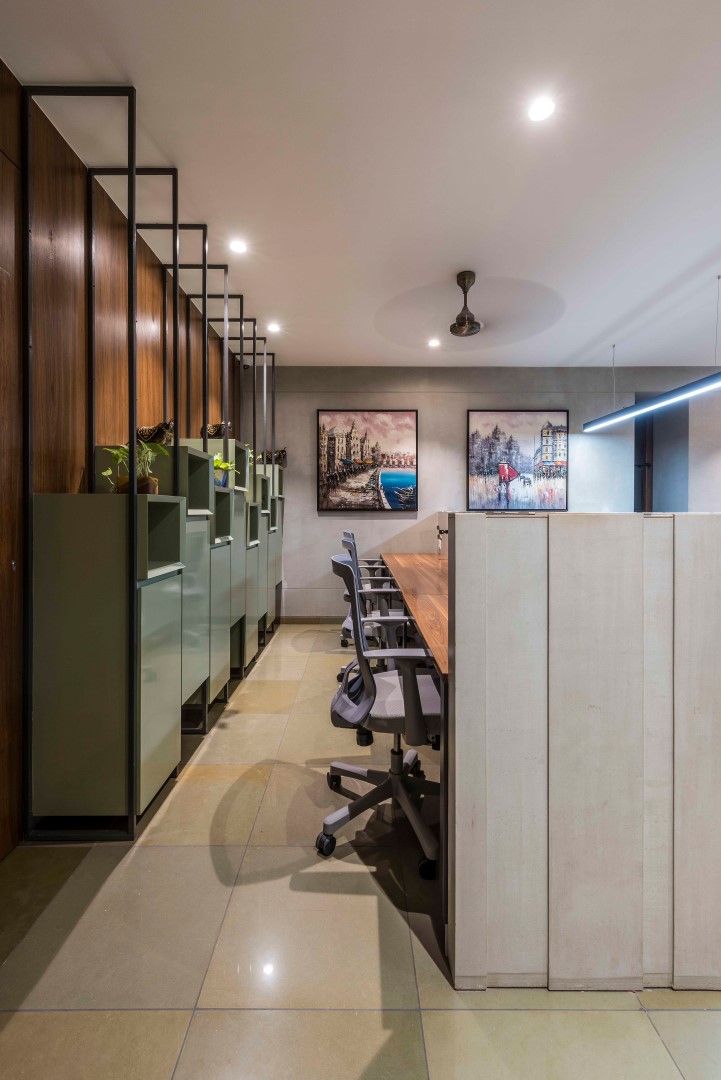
214;468;230;489
116;474;160;495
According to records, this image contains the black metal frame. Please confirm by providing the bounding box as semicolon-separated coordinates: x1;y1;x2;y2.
316;409;419;513
465;408;569;512
22;84;138;841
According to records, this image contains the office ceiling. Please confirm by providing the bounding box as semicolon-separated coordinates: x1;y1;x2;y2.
3;0;721;366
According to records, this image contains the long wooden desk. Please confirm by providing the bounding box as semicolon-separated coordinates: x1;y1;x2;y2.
381;553;448;676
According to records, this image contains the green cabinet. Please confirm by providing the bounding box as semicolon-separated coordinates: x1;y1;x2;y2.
209;539;232;700
181;516;211;702
138;575;182;814
32;494;185;822
245;504;260;665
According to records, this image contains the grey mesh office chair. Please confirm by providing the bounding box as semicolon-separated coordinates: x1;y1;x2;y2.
316;554;441;878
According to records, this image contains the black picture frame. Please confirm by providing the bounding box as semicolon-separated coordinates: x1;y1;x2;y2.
317;408;419;512
466;409;569;512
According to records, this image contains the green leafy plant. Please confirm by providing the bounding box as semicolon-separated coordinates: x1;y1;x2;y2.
213;452;234;473
102;441;169;490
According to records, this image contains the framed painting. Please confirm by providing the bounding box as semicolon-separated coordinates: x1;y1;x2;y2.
317;409;418;511
467;410;568;511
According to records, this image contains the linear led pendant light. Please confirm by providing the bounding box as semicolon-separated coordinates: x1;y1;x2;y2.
583;277;721;433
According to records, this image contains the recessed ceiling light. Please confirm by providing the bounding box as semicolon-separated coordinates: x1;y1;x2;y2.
229;238;248;254
528;95;555;122
267;321;281;334
427;337;440;348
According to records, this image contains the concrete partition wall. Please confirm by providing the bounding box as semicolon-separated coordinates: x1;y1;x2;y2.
449;511;682;991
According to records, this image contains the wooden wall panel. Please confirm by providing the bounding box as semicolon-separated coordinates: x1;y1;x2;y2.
548;514;644;990
643;515;674;986
94;183;167;445
0;57;20;167
93;180;127;447
208;332;222;428
674;514;721;988
0;65;22;859
31;103;88;493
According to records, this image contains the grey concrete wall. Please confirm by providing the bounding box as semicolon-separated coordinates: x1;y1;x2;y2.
653;404;689;512
276;366;712;618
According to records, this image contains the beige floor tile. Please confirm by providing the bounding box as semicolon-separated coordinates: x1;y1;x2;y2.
277;711;395;767
0;846;91;965
140;763;271;846
649;1010;721;1079
421;1010;681;1080
291;680;343;716
198;845;417;1010
266;629;330;656
0;1010;190;1080
192;713;288;765
639;989;721;1009
0;844;243;1010
249;762;397;846
248;653;308;680
230;678;300;713
175;1009;427;1080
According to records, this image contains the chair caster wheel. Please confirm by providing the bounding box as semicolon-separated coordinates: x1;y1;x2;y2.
327;772;341;792
356;729;373;747
418;858;437;881
409;761;425;779
336;671;344;682
341;638;349;648
316;832;336;857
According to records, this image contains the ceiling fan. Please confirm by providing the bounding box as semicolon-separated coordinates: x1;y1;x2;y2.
449;270;484;337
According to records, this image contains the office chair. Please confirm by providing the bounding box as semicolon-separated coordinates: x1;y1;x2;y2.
339;531;403;649
316;553;441;878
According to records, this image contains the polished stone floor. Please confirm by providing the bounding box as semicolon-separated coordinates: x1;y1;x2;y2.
0;622;720;1077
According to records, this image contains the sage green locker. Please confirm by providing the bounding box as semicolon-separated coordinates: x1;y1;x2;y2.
182;516;211;702
209;539;232;700
258;509;270;627
32;494;184;819
231;490;247;623
245;502;261;664
267;503;280;625
137;574;182;813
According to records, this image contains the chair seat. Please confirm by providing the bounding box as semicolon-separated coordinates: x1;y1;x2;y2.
367;669;441;734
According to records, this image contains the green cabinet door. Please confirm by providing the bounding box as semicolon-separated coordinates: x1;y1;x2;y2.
182;516;211;702
138;574;182;814
209;540;232;700
245;542;260;663
231;492;247;623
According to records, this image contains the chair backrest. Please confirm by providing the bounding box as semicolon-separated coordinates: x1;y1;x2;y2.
341;532;363;591
330;554;376;728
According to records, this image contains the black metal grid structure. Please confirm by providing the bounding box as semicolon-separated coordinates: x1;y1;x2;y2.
22;84;138;841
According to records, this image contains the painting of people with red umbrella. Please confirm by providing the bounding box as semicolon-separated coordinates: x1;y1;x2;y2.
467;410;568;511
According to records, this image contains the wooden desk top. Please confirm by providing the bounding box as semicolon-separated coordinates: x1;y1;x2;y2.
382;553;449;676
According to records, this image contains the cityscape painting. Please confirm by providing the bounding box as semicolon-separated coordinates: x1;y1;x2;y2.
467;410;568;511
317;410;418;511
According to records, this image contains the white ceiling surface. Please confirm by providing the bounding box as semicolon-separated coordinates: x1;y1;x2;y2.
4;0;721;366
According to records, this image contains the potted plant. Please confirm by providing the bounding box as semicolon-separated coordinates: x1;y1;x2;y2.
213;453;235;489
101;441;169;495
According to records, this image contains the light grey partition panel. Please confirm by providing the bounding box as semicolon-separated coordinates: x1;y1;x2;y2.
642;515;674;986
485;515;548;986
448;512;487;988
548;514;644;990
674;514;721;988
231;491;247;624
